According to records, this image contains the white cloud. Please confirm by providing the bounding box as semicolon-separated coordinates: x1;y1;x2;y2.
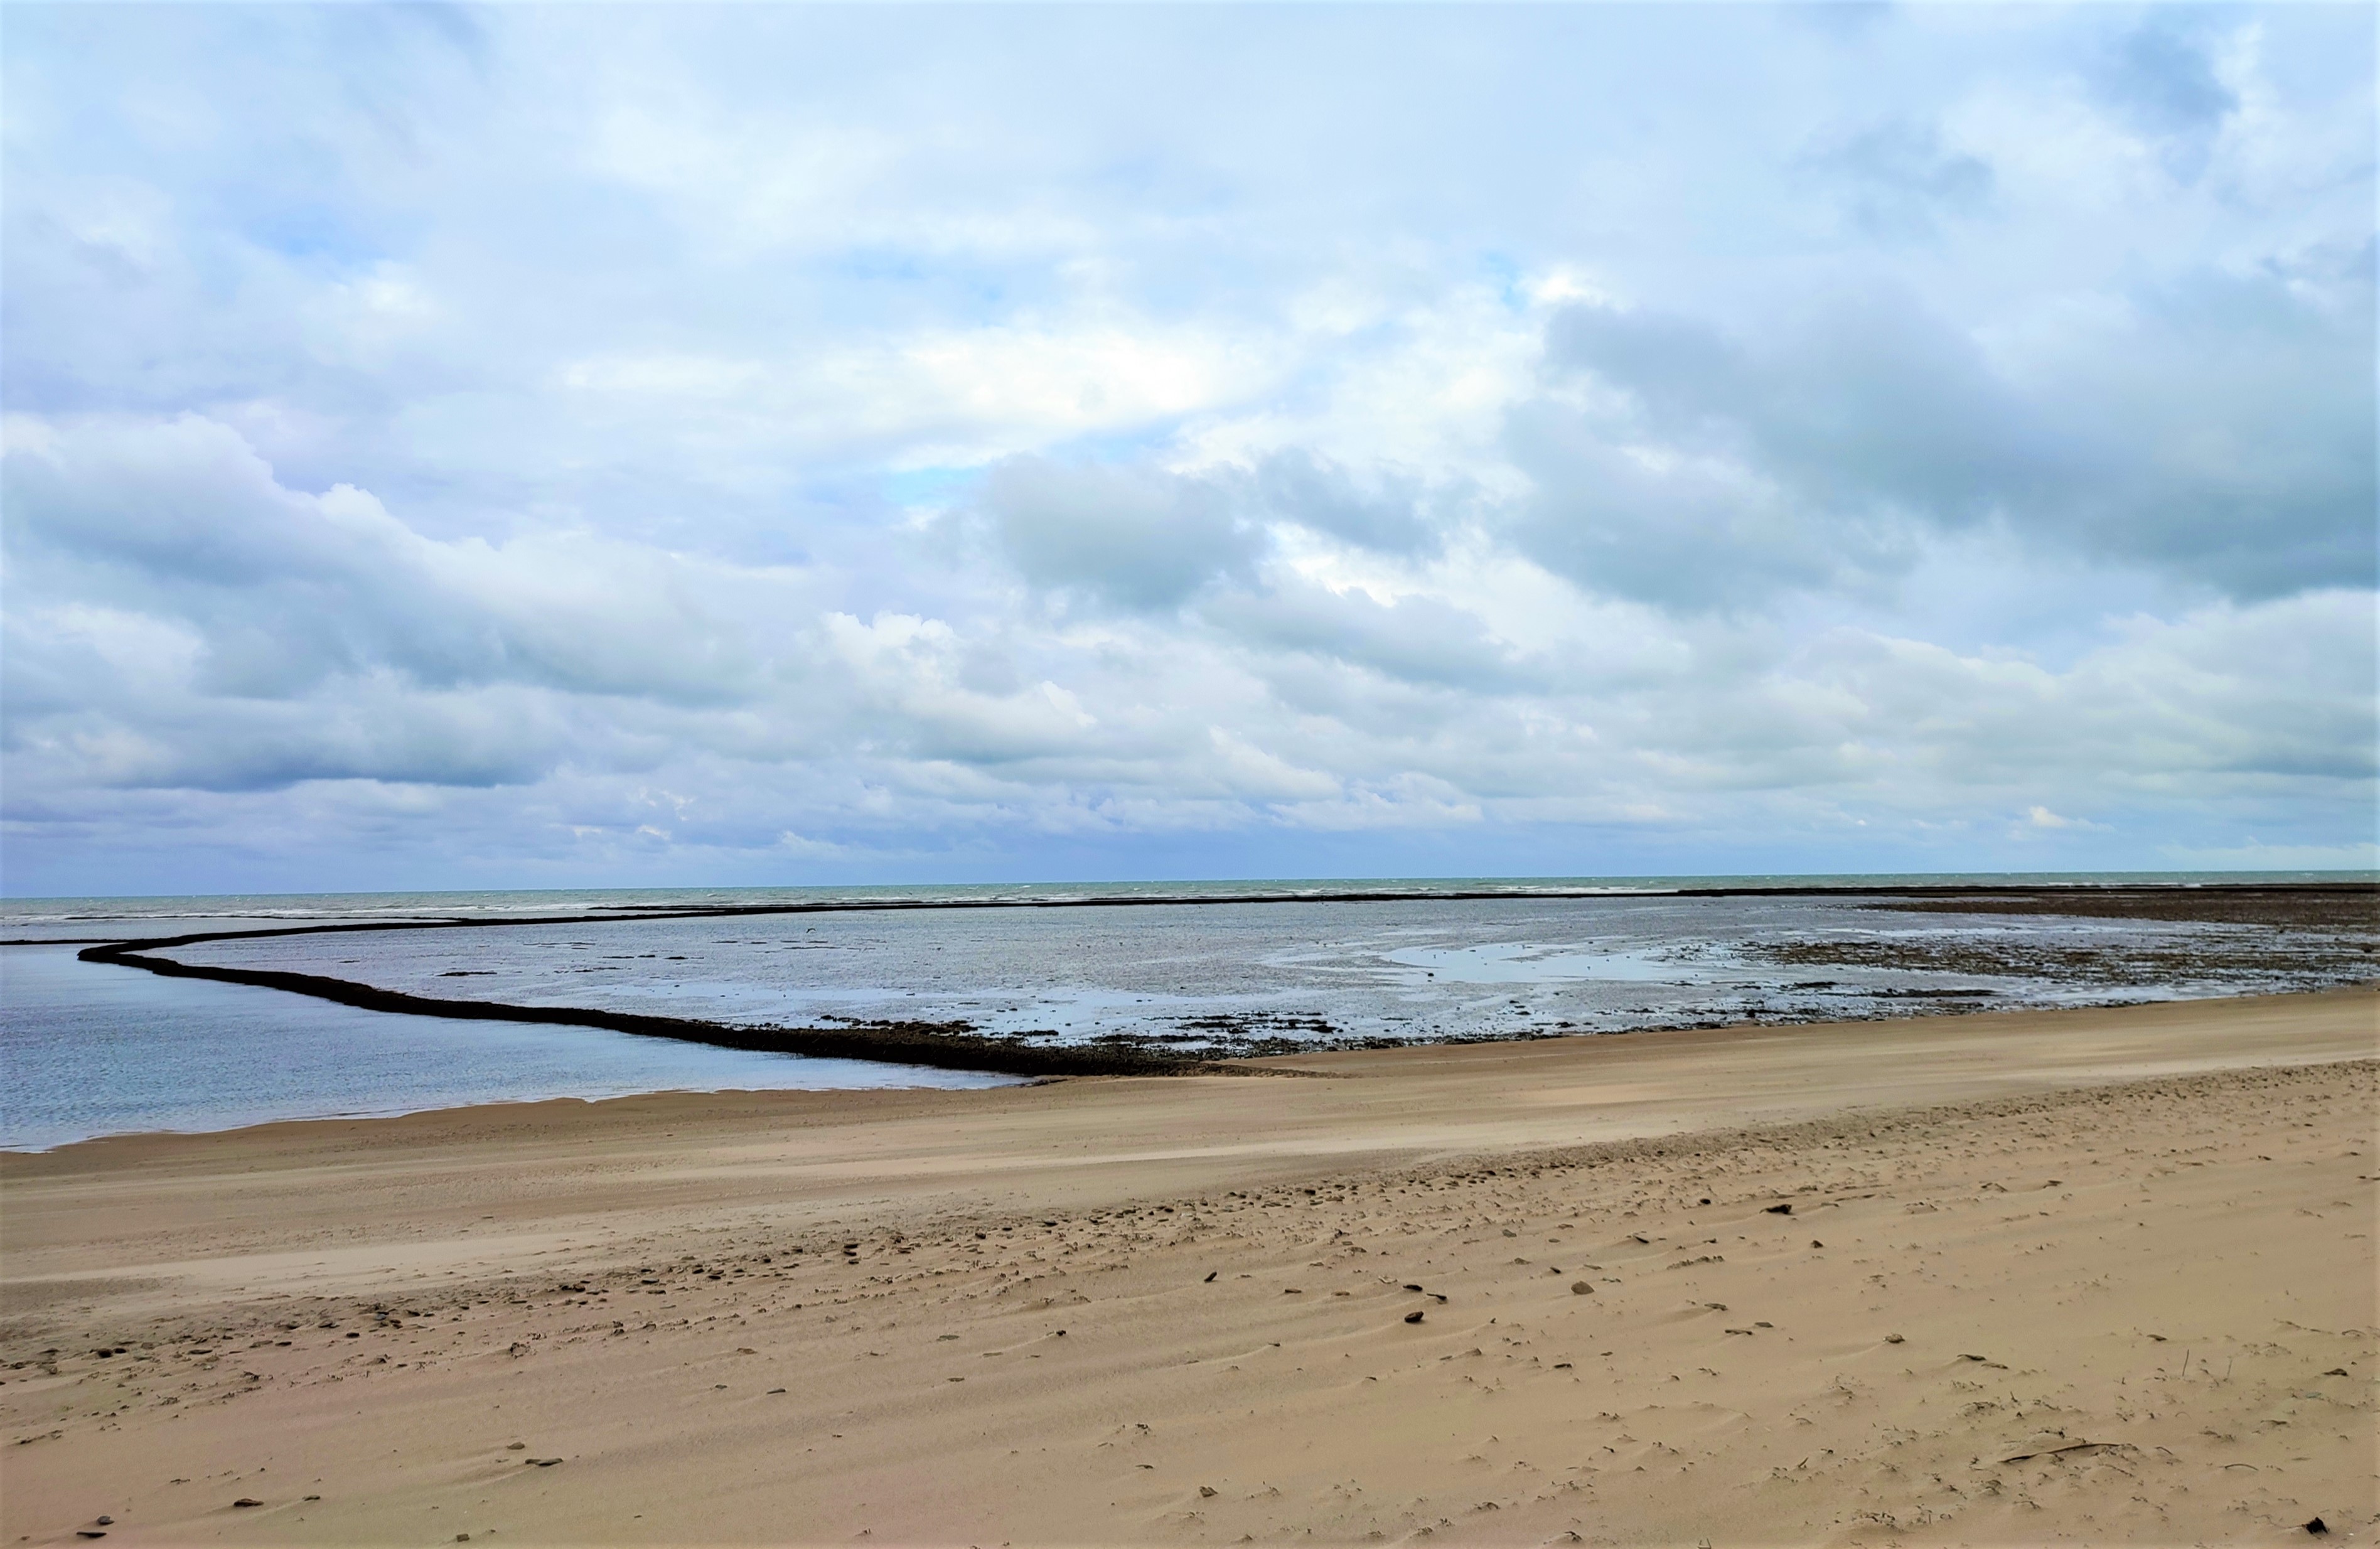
1;4;2371;891
2018;807;2111;835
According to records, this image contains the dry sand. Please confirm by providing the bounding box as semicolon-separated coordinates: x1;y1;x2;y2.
2;987;2374;1545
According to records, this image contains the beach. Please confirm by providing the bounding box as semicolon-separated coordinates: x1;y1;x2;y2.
2;987;2373;1544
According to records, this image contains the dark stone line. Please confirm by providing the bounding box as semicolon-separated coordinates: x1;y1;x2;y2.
73;940;1205;1079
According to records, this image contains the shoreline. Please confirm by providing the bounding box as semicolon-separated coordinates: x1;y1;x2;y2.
1;987;2372;1544
8;980;2371;1178
53;879;2380;1084
9;977;2376;1158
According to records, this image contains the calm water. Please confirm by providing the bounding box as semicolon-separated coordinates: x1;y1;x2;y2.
156;887;2364;1045
3;874;2368;1150
9;872;2348;941
0;945;1009;1151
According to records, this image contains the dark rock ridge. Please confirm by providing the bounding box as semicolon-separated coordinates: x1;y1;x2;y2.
73;939;1206;1079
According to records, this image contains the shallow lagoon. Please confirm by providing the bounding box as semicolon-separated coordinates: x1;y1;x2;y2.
8;877;2367;1149
0;945;1010;1151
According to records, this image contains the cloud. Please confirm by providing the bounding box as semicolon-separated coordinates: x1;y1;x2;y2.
2089;10;2240;180
2158;838;2380;871
1802;119;1996;240
2013;806;2113;839
1506;291;2042;608
1206;580;1537;694
1252;451;1445;557
1516;267;2372;605
3;414;764;705
980;456;1263;611
0;4;2371;891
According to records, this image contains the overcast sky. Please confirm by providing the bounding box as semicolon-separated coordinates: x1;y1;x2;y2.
4;3;2373;896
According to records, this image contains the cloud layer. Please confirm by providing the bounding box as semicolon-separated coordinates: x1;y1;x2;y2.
4;4;2372;892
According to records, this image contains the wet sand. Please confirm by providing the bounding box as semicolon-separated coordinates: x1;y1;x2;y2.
2;987;2374;1545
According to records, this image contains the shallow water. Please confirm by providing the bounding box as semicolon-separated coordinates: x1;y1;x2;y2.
0;946;1010;1151
6;876;2367;1150
146;888;2367;1049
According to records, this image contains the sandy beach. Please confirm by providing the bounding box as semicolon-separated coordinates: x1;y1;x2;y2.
3;987;2373;1545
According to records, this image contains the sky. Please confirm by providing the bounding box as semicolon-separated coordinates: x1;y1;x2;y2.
3;3;2374;896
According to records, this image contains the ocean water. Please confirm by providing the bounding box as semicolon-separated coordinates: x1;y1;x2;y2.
3;874;2369;1150
9;871;2355;941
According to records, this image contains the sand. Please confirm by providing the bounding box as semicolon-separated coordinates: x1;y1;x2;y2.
2;987;2374;1545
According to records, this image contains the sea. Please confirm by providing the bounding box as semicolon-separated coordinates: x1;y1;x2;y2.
4;873;2371;1151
